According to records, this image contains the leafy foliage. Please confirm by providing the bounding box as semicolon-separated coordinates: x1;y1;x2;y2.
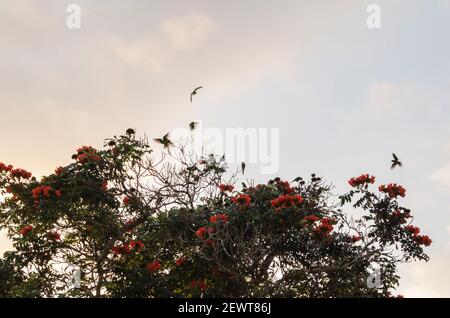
0;130;430;297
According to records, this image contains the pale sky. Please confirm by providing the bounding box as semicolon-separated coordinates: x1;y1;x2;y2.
1;0;450;297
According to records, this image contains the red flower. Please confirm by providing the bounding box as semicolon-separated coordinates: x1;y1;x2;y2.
146;260;161;273
348;174;376;188
379;183;406;198
75;146;101;164
32;185;54;199
231;194;251;206
314;218;334;237
190;279;207;291
129;240;145;252
19;225;33;236
55;189;62;197
196;227;207;240
0;162;14;173
414;235;432;246
46;231;61;241
55;166;64;175
112;240;144;255
275;180;294;194
209;214;229;224
303;215;320;223
123;196;130;205
350;235;361;243
101;181;108;191
271;194;303;211
111;246;122;255
219;184;234;192
175;257;187;267
10;168;32;180
195;227;214;240
405;225;420;236
5;186;13;193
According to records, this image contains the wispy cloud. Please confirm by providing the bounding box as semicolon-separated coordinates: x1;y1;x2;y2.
161;12;217;50
432;163;450;190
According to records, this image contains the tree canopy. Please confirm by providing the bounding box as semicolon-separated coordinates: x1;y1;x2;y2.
0;129;431;298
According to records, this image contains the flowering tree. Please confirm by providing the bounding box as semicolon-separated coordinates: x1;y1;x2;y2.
0;130;431;298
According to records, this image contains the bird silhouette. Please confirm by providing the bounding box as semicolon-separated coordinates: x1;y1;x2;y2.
154;133;173;149
391;153;403;169
190;86;203;103
241;162;246;175
189;121;198;131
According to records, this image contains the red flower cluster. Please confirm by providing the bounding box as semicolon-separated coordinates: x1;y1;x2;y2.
46;231;61;241
219;184;234;192
405;225;420;236
314;218;334;237
146;260;161;273
55;166;64;175
175;257;187;267
190;279;207;291
303;215;320;223
231;194;251;206
101;181;108;191
0;162;13;173
271;194;303;211
275;179;294;194
123;196;130;205
404;225;432;246
112;240;144;255
10;168;32;180
348;174;375;188
414;235;432;246
195;227;215;240
76;146;101;164
19;225;33;236
379;183;406;198
350;235;361;243
31;185;61;205
209;214;229;224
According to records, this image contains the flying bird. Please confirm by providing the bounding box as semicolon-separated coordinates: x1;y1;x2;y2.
391;153;402;169
241;162;246;175
154;133;173;149
189;121;198;131
190;86;203;103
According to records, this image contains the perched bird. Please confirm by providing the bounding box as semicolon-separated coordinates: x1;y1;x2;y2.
207;154;215;165
154;133;173;149
189;121;199;131
241;162;246;175
391;153;402;169
190;86;203;103
126;128;135;135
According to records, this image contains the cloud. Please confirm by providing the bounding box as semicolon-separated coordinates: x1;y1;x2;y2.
432;163;450;190
160;12;217;50
397;252;450;297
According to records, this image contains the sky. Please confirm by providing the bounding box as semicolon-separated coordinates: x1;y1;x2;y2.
1;0;450;297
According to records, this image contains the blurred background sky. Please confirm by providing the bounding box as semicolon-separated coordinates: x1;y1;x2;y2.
1;0;450;297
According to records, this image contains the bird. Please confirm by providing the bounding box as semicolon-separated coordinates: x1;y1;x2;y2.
126;128;135;135
292;177;302;182
154;133;173;149
190;86;203;103
207;154;215;165
189;121;198;131
391;153;402;169
241;162;246;175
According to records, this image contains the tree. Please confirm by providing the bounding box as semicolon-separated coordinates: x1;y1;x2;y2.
0;130;431;298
